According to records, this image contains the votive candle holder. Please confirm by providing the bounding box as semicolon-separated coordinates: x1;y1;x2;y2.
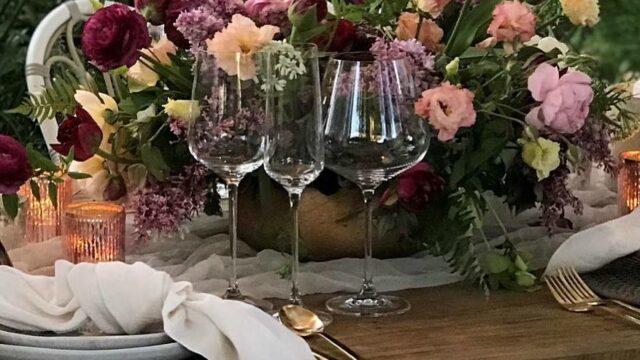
63;201;125;263
20;177;73;243
618;151;640;215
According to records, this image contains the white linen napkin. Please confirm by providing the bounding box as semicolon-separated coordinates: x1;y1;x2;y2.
0;261;313;360
545;208;640;275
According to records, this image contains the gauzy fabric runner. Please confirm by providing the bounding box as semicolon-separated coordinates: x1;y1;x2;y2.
0;261;313;360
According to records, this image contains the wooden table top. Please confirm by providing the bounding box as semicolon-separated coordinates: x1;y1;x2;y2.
303;284;640;360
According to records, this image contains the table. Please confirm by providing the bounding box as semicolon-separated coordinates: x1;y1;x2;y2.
304;284;640;360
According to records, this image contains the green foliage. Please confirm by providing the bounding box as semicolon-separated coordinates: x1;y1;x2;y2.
10;70;81;123
444;0;501;57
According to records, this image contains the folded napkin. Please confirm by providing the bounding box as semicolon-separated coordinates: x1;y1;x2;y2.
0;261;313;360
545;208;640;275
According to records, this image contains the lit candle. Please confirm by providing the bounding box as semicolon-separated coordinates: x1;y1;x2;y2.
20;178;73;243
618;151;640;215
63;202;125;264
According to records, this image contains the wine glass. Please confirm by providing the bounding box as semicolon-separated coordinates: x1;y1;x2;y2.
322;53;430;317
263;44;324;306
188;50;272;311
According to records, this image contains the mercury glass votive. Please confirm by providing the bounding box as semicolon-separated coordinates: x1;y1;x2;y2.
20;177;73;243
618;151;640;215
63;202;125;263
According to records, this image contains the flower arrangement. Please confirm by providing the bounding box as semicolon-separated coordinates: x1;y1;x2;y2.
4;0;637;290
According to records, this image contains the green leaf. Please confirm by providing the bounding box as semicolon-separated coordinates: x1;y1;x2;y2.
514;254;528;272
445;0;501;58
48;181;58;209
26;145;58;172
29;179;41;201
1;194;19;219
140;144;170;180
67;172;92;180
481;252;511;274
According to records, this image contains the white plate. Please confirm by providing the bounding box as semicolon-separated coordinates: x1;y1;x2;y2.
0;343;196;360
0;327;172;350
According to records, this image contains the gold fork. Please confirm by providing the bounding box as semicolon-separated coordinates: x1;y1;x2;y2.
545;272;640;326
557;267;640;316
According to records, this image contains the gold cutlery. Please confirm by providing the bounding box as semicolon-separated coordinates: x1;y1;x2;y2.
545;270;640;326
279;305;359;360
557;267;640;316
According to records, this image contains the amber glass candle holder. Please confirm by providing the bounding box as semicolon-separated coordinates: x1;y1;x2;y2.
618;151;640;215
63;202;125;263
20;177;73;243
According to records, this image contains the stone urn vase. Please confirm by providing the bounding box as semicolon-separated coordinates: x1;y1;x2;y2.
237;186;420;261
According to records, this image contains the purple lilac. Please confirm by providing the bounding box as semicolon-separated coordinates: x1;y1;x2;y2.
175;0;245;50
370;38;438;92
567;121;617;175
132;164;209;240
540;165;583;228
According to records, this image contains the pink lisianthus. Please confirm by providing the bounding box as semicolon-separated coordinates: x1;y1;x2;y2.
487;1;536;44
415;82;476;142
0;135;32;195
526;63;593;134
380;163;445;212
81;4;151;71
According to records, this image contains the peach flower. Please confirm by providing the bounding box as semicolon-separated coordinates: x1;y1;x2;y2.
206;14;280;80
560;0;599;27
416;0;452;18
415;82;476;142
396;12;444;52
127;35;177;91
487;1;536;43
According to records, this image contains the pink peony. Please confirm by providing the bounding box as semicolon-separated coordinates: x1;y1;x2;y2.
81;4;151;71
487;1;536;43
0;135;32;195
526;63;593;134
415;82;476;142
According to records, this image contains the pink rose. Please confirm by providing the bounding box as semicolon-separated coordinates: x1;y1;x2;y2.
0;135;32;195
415;82;476;142
526;63;593;134
487;1;536;43
81;4;151;71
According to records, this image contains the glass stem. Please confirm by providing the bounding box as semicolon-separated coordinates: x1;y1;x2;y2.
360;188;377;299
226;180;241;298
289;191;302;305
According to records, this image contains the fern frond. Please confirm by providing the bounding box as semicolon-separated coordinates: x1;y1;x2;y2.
8;70;80;123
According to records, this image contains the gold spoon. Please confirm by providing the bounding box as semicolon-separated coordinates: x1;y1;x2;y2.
279;305;359;360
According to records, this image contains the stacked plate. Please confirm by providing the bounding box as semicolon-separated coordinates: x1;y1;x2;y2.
0;325;199;360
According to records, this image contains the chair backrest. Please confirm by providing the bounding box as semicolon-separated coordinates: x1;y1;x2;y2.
25;0;100;149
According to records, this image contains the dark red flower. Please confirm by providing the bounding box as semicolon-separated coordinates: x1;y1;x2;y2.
51;107;103;162
135;0;170;26
329;19;356;51
381;163;445;212
82;4;151;71
290;0;328;21
164;0;196;49
0;135;32;195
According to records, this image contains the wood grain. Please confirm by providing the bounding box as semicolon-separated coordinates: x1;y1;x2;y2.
299;284;640;360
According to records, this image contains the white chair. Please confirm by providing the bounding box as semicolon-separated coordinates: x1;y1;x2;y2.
26;0;115;150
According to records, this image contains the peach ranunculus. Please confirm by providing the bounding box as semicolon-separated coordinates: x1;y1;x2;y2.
74;90;118;153
127;35;177;92
560;0;599;27
416;0;452;19
487;1;536;44
415;82;476;142
206;14;280;80
396;12;444;52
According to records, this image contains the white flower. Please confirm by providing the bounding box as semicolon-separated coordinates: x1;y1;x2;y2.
74;90;118;153
163;99;200;123
525;36;569;55
127;36;177;92
259;41;307;92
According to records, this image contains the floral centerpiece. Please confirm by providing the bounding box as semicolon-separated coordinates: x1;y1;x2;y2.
2;0;637;290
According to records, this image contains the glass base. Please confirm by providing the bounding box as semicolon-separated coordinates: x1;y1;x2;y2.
223;289;274;312
325;294;410;317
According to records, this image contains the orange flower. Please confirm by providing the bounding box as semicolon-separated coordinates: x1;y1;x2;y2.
396;12;443;52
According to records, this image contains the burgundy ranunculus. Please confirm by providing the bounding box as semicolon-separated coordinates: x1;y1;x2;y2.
135;0;170;26
82;4;151;71
381;163;445;212
51;107;103;162
164;0;195;49
0;135;32;195
290;0;328;21
328;19;356;51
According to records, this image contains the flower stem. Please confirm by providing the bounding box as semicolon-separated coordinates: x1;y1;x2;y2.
95;148;138;165
443;0;471;55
